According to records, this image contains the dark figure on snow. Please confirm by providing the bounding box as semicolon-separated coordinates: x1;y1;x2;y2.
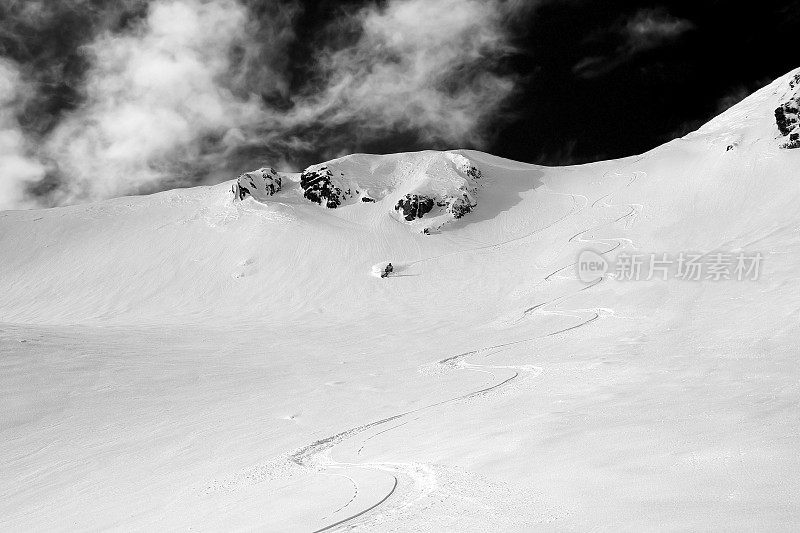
381;263;394;278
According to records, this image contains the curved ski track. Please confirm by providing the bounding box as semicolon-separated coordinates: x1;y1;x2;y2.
285;163;643;531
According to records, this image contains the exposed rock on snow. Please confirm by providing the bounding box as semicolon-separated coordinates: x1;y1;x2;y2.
295;151;483;231
775;73;800;148
388;152;481;232
231;167;282;201
395;194;435;221
299;166;358;208
229;151;482;232
395;189;477;223
440;188;478;219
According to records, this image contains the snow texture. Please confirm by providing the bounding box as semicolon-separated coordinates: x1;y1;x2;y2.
2;68;800;532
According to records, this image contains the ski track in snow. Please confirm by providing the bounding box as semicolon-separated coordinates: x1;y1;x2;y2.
404;160;589;268
205;164;644;532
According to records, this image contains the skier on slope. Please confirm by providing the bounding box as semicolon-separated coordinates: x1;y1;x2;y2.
381;263;394;278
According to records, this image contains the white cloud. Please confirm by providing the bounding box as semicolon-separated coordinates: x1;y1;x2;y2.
0;59;47;210
291;0;520;148
45;0;284;203
574;7;694;78
624;8;693;53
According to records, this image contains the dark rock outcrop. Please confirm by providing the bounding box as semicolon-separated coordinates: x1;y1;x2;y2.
775;101;798;136
295;152;482;230
395;194;435;221
788;132;800;149
391;157;481;226
232;167;281;201
464;164;482;181
299;166;357;208
790;73;800;90
775;73;800;148
439;193;476;219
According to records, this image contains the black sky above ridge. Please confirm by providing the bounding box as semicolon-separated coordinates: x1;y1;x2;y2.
281;0;800;165
496;0;800;164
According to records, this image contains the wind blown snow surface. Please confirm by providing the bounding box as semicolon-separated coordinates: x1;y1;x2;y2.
2;70;800;531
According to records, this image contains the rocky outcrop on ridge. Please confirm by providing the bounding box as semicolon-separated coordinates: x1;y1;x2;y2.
231;167;282;201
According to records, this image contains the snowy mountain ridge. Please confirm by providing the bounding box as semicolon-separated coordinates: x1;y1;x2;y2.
233;151;483;233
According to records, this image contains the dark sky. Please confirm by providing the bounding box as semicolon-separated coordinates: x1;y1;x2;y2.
0;0;799;207
493;0;800;164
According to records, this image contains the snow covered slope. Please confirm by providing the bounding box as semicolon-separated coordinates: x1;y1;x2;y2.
2;69;800;531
